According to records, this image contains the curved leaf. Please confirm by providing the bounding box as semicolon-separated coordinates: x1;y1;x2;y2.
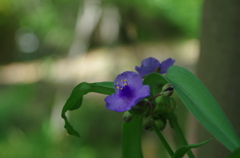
173;138;212;158
165;66;240;151
61;82;114;137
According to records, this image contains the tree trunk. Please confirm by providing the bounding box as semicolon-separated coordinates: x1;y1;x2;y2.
196;0;240;157
0;16;17;65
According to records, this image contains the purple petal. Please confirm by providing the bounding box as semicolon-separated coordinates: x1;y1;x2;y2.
114;71;142;93
135;85;150;97
132;85;150;104
104;93;134;112
105;71;150;112
135;57;160;77
160;58;175;74
105;85;150;112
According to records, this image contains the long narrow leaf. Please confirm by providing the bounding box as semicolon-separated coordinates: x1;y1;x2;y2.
61;82;114;137
173;138;212;158
165;66;240;151
122;118;143;158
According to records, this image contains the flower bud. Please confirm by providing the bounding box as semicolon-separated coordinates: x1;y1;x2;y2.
161;84;174;97
155;97;177;114
130;101;150;116
154;117;167;131
123;111;133;123
143;116;154;130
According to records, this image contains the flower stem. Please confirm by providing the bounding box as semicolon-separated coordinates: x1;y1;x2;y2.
153;123;174;157
149;93;162;102
168;112;195;158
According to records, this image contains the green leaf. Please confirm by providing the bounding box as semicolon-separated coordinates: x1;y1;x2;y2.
61;82;115;137
165;66;240;151
173;138;212;158
227;147;240;158
122;118;143;158
143;73;168;97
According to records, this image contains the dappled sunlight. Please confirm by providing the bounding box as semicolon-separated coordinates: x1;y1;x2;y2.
0;40;199;85
16;28;40;53
0;62;40;84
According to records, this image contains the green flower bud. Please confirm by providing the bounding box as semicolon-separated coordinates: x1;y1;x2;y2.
143;116;154;130
129;101;150;116
154;117;167;131
155;97;177;114
123;111;133;123
161;84;174;97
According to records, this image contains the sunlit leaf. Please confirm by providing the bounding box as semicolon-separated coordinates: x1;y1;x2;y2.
173;138;212;158
61;82;114;137
165;66;240;151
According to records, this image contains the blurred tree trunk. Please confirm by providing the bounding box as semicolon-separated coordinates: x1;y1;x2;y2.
0;16;17;65
196;0;240;157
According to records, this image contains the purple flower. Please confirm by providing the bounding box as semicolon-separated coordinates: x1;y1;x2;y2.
135;57;175;77
104;71;150;112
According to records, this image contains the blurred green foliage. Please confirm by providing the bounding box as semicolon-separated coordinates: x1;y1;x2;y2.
0;83;123;158
118;0;202;40
0;83;190;158
0;0;202;157
0;0;202;63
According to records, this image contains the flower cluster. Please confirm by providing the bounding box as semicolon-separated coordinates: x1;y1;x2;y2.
105;57;175;112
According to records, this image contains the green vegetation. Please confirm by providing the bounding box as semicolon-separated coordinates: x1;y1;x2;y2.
0;0;203;157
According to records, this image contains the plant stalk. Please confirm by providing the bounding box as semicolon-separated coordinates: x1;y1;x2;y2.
153;123;174;157
168;112;195;158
